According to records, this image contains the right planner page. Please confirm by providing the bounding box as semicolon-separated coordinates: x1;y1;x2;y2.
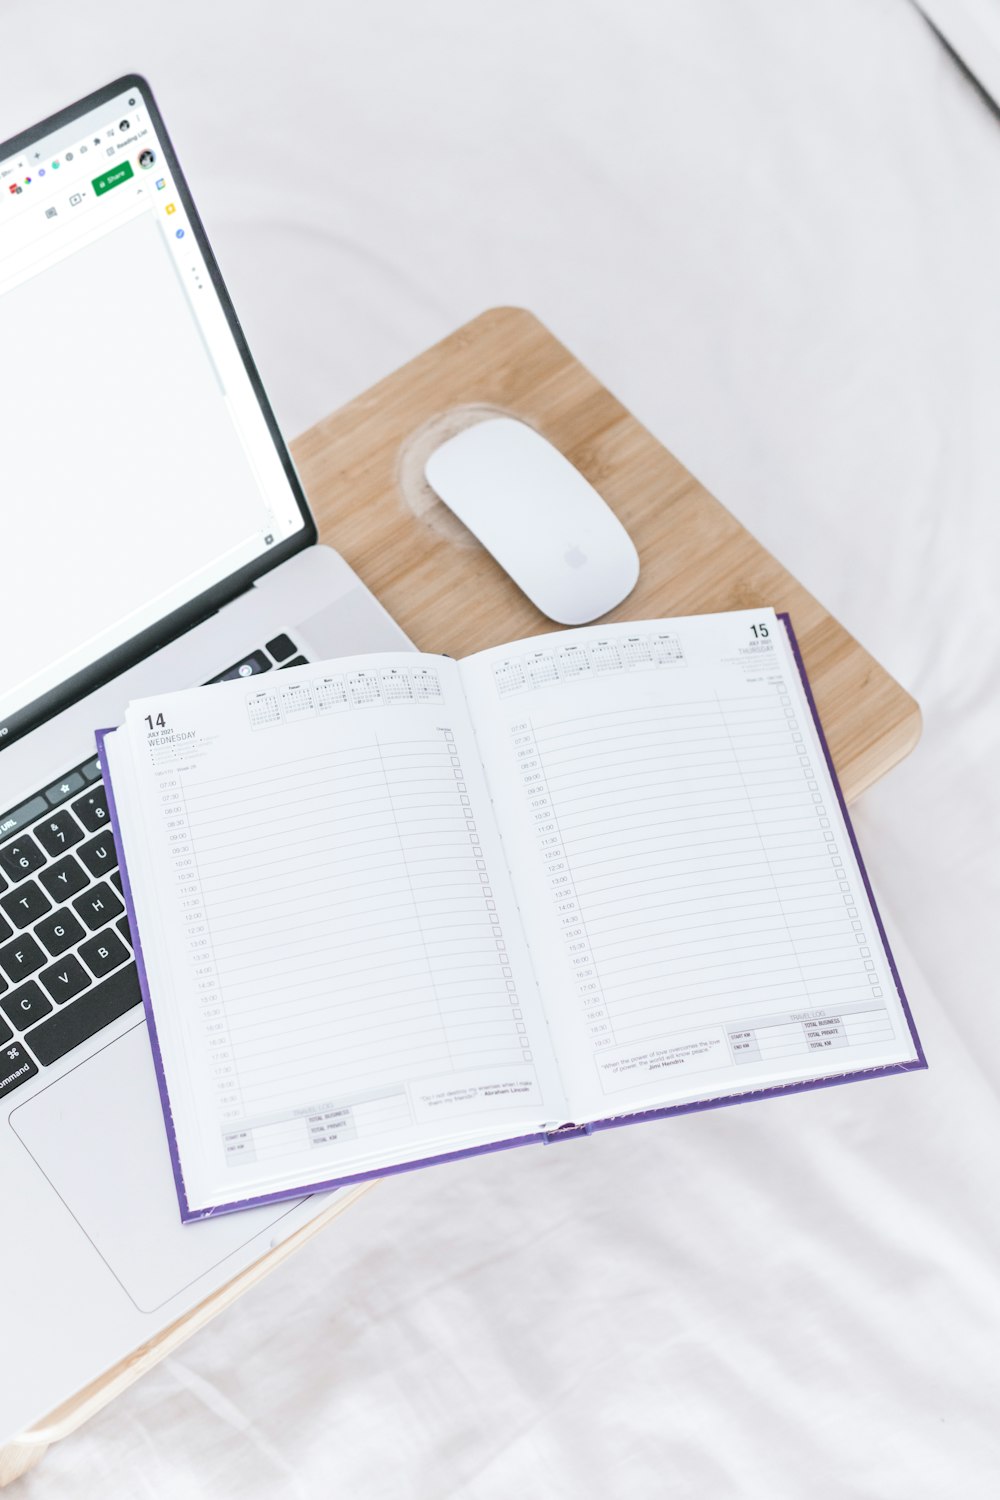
460;610;923;1123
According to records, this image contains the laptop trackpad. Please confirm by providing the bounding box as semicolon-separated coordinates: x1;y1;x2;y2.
9;1022;308;1314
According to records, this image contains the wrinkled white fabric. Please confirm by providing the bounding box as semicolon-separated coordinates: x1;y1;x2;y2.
4;0;1000;1493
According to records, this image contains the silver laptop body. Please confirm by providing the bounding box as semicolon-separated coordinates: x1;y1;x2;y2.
0;75;410;1441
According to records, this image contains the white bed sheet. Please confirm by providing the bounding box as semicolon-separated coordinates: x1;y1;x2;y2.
4;0;1000;1493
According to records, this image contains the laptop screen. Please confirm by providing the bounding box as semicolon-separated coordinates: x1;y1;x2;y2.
0;78;312;747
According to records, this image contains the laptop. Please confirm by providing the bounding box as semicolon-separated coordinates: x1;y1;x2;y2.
0;74;411;1441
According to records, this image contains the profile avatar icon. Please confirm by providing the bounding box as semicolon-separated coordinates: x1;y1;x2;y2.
138;148;156;171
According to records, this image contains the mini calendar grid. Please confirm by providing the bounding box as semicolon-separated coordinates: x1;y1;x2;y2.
493;631;685;697
246;665;444;729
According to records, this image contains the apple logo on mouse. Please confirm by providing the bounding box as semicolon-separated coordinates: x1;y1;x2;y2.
564;546;587;570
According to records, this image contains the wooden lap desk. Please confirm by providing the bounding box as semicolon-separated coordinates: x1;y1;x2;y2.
0;307;920;1485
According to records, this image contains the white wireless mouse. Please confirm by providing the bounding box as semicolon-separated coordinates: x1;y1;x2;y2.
424;416;640;626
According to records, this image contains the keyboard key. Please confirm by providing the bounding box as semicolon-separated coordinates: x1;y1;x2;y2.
39;954;90;1005
78;833;118;880
72;882;124;932
0;880;51;930
44;771;85;807
0;1016;10;1046
26;963;141;1066
36;809;85;858
72;785;109;833
0;797;48;842
1;980;52;1030
36;908;86;957
80;757;102;783
111;871;124;894
0;934;46;984
116;914;131;946
208;649;271;683
40;855;89;902
0;913;12;945
80;928;129;978
279;656;309;669
266;633;296;662
0;1041;37;1098
0;834;45;883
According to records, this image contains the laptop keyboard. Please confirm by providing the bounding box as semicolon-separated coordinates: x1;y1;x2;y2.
0;632;307;1099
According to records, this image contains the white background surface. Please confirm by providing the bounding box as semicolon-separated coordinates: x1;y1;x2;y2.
4;0;1000;1494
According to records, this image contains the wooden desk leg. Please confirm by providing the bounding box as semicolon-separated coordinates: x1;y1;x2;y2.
0;1439;47;1488
0;1182;375;1486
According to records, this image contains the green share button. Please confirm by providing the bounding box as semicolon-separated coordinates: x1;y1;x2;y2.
92;160;134;196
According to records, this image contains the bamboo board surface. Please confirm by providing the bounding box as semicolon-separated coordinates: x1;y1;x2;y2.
294;307;920;801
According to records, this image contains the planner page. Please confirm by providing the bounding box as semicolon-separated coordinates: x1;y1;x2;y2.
460;612;922;1123
105;653;567;1216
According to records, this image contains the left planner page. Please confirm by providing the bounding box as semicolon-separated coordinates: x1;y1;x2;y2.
102;653;568;1219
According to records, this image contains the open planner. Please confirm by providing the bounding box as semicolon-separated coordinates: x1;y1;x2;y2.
99;609;925;1220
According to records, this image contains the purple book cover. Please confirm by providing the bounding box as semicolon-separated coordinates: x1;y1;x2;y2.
97;614;926;1223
